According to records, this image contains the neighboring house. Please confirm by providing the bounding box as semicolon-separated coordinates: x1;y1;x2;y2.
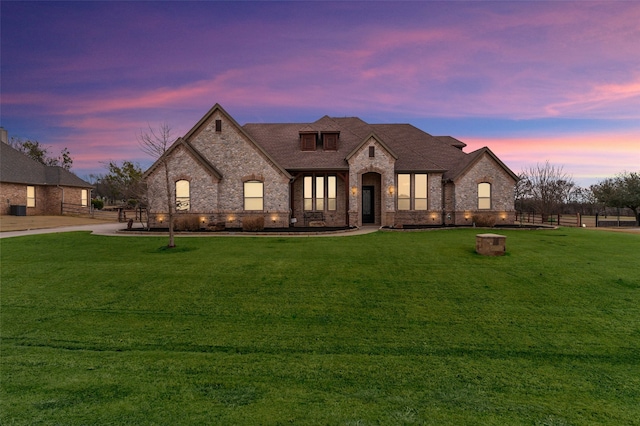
144;104;517;229
0;130;93;216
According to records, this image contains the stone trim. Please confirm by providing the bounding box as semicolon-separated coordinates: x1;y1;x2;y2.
242;174;265;182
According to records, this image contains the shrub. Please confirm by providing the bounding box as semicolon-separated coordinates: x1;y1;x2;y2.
91;199;104;210
242;215;265;232
174;216;201;231
472;214;496;227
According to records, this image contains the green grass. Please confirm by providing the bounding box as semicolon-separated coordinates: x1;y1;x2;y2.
1;228;639;425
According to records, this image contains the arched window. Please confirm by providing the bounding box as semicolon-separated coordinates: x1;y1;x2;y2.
244;180;264;211
175;180;190;211
478;183;491;209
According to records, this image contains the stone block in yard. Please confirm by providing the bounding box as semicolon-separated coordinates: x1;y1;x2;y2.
476;233;506;256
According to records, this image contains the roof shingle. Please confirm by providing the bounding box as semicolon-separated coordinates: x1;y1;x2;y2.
0;142;92;188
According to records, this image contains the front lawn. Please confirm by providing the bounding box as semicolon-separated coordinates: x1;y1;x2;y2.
1;228;639;425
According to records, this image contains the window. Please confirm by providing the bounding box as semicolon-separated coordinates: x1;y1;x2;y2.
414;174;427;210
397;174;410;210
303;174;336;211
315;176;324;210
176;180;190;211
215;119;222;132
478;183;491;209
301;133;316;151
323;133;338;150
369;146;375;157
397;174;428;211
81;189;88;207
304;176;313;211
27;186;35;207
244;181;263;211
327;176;337;210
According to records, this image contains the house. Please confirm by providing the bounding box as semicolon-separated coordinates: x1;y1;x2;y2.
0;129;93;216
143;104;517;229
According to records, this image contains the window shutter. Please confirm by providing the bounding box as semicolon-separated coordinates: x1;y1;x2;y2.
323;134;338;150
301;134;316;151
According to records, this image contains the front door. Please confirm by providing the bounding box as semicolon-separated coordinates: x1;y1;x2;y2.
362;186;375;224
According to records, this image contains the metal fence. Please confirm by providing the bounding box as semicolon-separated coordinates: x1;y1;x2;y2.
515;212;637;228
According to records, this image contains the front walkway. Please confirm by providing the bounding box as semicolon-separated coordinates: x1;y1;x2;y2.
0;216;380;239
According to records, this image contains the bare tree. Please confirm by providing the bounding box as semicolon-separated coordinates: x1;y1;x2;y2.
138;122;176;247
519;161;575;222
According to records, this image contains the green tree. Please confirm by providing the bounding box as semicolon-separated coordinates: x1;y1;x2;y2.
101;161;144;205
591;171;640;225
10;137;73;170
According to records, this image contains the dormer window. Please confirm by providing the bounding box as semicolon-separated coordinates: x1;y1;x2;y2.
323;133;338;151
301;133;316;151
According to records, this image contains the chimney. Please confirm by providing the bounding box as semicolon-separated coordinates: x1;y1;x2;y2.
0;127;8;145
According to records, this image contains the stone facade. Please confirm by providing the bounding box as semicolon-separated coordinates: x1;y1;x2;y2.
445;154;517;225
144;104;517;230
394;172;444;226
145;108;291;229
347;137;396;227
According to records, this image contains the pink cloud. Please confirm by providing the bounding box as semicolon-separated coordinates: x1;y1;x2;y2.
545;78;640;118
465;132;640;185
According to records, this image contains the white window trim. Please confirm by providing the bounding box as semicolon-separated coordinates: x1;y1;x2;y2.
176;180;190;211
27;186;36;207
478;182;491;210
244;180;264;211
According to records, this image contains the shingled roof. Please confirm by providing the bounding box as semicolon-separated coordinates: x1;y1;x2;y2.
242;116;475;174
0;142;92;188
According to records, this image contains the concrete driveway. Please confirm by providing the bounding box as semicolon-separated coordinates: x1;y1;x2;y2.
0;216;123;239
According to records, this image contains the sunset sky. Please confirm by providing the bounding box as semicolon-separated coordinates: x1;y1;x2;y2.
1;1;638;186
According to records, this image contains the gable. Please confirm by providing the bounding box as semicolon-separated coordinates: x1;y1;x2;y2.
446;147;518;183
184;104;291;180
142;138;223;180
346;133;398;162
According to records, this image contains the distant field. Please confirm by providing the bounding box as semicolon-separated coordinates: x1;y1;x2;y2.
1;228;639;425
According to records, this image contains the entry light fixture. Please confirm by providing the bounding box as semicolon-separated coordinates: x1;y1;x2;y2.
351;186;357;196
388;185;395;195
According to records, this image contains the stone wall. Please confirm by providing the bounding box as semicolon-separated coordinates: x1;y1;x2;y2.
393;172;444;226
145;109;290;229
347;137;396;227
450;153;516;225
